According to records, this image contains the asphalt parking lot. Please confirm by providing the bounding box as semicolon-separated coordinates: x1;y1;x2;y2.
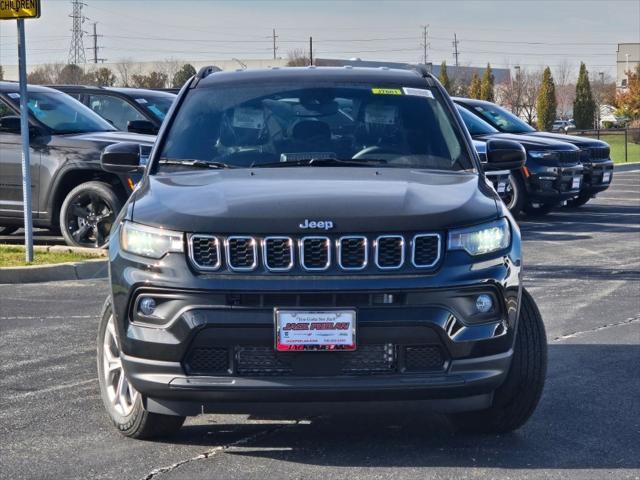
1;170;638;480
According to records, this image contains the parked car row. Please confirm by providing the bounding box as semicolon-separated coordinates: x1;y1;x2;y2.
0;72;614;247
455;98;613;218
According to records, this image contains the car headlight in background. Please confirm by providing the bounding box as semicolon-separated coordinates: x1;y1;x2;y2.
448;218;511;256
528;150;560;162
120;221;184;259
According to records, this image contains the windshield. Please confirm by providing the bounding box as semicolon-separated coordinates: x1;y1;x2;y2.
8;91;115;134
456;105;498;136
468;102;535;134
132;92;175;121
157;82;473;172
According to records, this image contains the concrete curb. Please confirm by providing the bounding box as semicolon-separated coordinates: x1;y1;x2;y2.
614;162;640;172
0;259;108;284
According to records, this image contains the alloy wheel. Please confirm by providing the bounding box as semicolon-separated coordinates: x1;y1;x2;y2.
65;192;115;248
102;314;138;417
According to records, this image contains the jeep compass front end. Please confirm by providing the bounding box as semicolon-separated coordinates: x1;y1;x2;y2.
98;66;547;439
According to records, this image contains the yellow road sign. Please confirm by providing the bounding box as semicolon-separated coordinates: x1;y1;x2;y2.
0;0;40;20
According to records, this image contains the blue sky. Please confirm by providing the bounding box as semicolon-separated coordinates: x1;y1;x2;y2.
0;0;638;77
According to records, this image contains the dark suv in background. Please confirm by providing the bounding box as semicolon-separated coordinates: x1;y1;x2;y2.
0;82;154;246
455;97;613;207
96;66;547;440
457;105;583;217
52;86;176;135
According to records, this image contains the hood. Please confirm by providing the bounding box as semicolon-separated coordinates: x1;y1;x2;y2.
50;131;156;150
524;132;607;149
474;132;579;151
131;167;498;234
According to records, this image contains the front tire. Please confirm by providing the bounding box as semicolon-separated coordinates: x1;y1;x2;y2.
60;181;122;248
97;299;185;439
503;173;526;219
451;288;547;433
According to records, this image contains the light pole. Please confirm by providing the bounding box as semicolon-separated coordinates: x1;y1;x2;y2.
514;65;521;116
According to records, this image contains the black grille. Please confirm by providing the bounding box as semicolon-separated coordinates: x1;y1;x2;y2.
227;237;257;270
339;236;367;270
404;345;445;372
301;237;330;270
590;146;610;159
264;237;293;271
376;236;404;269
185;347;229;374
234;345;395;377
190;235;220;270
412;235;440;267
559;150;581;165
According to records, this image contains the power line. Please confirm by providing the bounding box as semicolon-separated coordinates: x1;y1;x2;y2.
421;25;430;64
68;0;87;65
453;33;459;67
88;22;106;64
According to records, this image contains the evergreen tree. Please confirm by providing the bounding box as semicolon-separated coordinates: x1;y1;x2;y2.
172;64;196;88
573;62;596;129
438;61;451;93
469;73;482;99
92;67;116;87
536;67;557;131
480;63;495;101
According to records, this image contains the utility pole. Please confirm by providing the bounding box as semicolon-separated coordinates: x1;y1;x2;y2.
421;25;429;64
452;33;459;67
68;0;87;65
309;36;313;66
272;28;278;60
88;22;105;64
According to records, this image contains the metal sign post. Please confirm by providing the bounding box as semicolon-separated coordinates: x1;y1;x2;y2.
1;0;41;263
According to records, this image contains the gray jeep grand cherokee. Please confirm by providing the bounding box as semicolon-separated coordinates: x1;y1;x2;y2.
97;66;547;439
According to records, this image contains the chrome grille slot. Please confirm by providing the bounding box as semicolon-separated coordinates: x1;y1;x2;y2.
412;234;440;268
375;235;404;269
226;236;258;271
559;150;581;165
189;235;221;270
338;236;368;270
263;237;294;271
300;236;331;271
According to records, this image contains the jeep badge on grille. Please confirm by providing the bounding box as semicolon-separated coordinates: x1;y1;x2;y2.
299;219;334;230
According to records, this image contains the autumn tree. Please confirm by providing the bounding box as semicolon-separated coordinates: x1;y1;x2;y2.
438;61;451;93
131;71;168;89
0;65;4;81
58;64;86;84
536;67;557;131
172;64;196;88
573;62;596;129
91;67;116;87
480;63;495;101
616;64;640;120
469;73;482;99
286;49;311;67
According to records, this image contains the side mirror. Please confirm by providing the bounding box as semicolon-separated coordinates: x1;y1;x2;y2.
485;139;526;171
101;142;146;173
0;116;22;134
127;119;157;135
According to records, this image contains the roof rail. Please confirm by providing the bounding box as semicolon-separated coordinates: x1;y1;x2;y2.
191;65;223;87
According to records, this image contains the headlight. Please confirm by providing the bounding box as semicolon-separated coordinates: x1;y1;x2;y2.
448;218;511;256
120;221;184;259
528;150;559;161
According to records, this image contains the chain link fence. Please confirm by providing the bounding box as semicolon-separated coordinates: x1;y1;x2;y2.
567;128;640;163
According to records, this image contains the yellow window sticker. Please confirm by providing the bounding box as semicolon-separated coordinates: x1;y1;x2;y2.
371;88;403;95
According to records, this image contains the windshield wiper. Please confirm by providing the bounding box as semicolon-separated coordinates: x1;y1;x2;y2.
158;158;235;169
251;158;386;168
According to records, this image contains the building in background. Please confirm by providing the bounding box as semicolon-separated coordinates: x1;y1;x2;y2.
616;43;640;90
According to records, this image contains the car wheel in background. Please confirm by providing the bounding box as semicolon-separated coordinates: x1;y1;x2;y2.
503;173;526;218
451;288;547;433
97;298;185;439
60;181;122;248
565;192;592;208
0;226;19;235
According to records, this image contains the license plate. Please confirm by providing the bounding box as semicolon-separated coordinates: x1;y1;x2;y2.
497;181;507;193
572;176;581;189
275;309;356;351
602;172;611;183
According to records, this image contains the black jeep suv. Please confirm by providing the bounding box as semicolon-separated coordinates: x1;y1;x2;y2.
457;104;584;217
97;66;547;439
455;97;613;207
0;82;154;246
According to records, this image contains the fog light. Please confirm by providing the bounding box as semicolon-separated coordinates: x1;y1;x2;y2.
139;297;157;316
475;294;493;313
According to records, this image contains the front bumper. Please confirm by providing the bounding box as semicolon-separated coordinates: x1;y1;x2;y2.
109;225;522;415
581;159;614;195
526;163;584;202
